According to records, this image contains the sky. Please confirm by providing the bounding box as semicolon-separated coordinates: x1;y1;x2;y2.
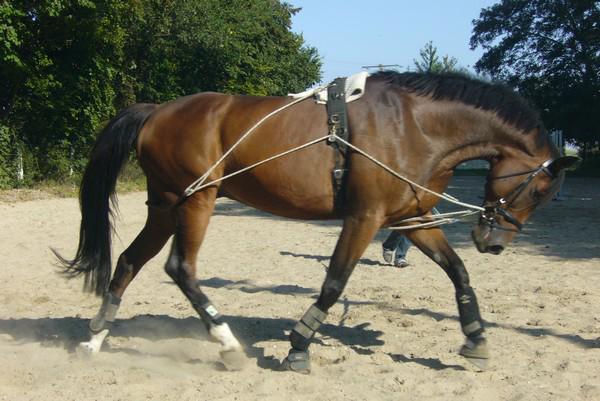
288;0;499;84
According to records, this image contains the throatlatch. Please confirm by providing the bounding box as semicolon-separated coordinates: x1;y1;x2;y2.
326;77;351;211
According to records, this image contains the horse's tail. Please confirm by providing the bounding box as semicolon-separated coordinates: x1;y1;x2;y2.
54;103;157;296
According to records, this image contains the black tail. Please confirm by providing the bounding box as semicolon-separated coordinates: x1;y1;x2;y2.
54;103;157;296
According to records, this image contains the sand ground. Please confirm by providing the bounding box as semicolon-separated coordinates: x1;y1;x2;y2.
0;176;598;401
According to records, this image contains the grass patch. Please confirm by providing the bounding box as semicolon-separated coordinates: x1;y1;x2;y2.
0;162;146;202
116;162;147;193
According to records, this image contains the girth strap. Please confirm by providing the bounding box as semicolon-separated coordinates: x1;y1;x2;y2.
326;77;350;212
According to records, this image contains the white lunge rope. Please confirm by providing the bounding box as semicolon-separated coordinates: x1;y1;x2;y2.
183;135;330;194
388;210;480;230
180;93;485;230
332;135;485;212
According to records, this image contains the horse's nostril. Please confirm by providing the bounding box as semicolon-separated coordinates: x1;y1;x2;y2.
486;245;504;255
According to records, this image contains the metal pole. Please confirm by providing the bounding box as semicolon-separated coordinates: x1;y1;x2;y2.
17;146;24;182
361;64;401;72
550;130;564;200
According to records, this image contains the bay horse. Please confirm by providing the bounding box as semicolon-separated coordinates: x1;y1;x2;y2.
57;71;578;372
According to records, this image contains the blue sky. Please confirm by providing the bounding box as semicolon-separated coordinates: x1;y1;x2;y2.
288;0;499;83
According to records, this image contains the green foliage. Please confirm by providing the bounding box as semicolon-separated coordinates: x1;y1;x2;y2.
0;0;322;188
120;0;321;100
413;41;467;74
471;0;600;155
0;124;14;188
2;0;127;182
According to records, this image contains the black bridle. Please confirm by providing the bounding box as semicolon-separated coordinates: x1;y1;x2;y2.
480;159;556;232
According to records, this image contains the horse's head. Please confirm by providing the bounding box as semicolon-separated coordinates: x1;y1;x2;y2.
472;153;579;254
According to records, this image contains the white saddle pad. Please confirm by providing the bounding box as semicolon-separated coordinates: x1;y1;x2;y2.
288;71;369;104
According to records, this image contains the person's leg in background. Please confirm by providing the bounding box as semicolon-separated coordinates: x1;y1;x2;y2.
382;208;440;268
382;230;402;264
393;234;411;267
382;231;411;268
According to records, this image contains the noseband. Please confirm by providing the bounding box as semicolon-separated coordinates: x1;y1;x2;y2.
481;159;556;232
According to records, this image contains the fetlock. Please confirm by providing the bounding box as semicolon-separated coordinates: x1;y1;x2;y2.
89;292;121;333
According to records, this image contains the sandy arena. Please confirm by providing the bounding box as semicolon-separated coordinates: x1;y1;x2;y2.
0;176;598;401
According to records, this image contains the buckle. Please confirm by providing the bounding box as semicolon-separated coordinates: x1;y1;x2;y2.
333;169;346;180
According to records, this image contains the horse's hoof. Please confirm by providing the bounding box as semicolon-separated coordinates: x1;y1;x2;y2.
75;329;108;358
219;348;248;371
75;342;96;358
459;336;490;371
463;355;490;370
281;349;311;374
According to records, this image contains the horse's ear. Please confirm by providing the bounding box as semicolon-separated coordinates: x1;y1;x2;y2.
548;155;581;176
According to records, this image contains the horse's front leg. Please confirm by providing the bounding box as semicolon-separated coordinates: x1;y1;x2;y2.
283;213;382;374
406;227;490;369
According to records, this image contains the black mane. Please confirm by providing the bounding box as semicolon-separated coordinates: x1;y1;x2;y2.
370;71;543;133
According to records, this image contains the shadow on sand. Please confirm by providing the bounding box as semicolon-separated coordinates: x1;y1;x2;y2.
398;307;600;349
0;312;384;371
387;353;467;371
278;251;388;268
0;301;596;372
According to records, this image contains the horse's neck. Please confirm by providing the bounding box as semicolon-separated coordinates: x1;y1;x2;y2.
422;103;534;173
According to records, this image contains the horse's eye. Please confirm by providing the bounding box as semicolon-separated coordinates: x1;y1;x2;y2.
532;190;543;201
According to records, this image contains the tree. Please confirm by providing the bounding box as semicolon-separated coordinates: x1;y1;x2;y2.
0;0;321;187
1;2;26;185
1;0;130;182
125;0;321;99
470;0;600;156
413;41;463;73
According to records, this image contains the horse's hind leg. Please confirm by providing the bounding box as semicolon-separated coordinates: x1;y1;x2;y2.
78;204;174;355
283;213;382;373
406;227;489;369
164;190;246;370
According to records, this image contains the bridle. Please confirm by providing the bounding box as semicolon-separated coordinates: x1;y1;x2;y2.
480;159;556;232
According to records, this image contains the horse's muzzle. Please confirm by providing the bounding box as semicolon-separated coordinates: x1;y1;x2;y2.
471;224;507;255
485;244;505;255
